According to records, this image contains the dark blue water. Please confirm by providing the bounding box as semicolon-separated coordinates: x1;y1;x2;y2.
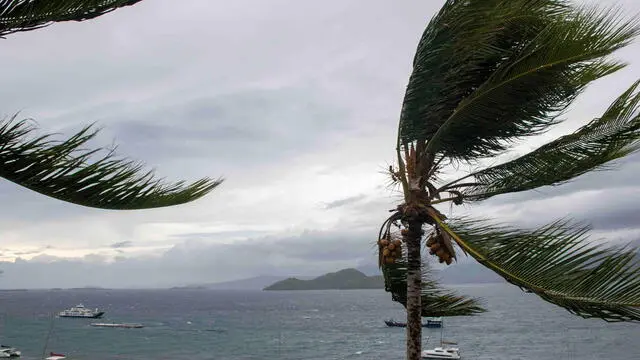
0;284;638;359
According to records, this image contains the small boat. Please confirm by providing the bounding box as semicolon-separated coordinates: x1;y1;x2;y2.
0;345;21;358
422;318;461;359
58;304;104;319
90;323;144;329
384;318;443;328
45;352;66;360
384;319;406;327
425;317;443;328
422;343;461;359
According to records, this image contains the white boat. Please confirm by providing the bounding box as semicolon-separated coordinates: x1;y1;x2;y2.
90;323;144;328
0;345;21;358
422;342;461;359
58;304;104;319
421;318;462;359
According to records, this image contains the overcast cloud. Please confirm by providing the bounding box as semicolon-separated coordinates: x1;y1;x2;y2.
1;0;639;288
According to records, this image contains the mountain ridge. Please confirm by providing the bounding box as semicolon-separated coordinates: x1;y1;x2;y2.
169;261;506;291
263;268;384;290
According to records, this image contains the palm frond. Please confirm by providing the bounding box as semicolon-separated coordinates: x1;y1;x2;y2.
0;0;143;37
0;117;221;209
382;260;485;317
399;0;638;161
433;216;640;322
449;80;640;201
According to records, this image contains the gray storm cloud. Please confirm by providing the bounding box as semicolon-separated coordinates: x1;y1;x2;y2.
0;0;639;288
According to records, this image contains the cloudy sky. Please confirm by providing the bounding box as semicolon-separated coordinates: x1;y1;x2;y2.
0;0;639;288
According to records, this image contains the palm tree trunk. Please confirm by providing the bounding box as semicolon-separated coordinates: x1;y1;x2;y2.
405;219;423;360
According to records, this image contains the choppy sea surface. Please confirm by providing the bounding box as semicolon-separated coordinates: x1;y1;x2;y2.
0;283;638;360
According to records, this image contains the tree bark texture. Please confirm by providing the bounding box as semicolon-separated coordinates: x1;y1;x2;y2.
405;219;423;360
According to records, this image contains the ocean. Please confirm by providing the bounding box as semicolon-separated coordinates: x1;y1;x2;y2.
0;283;638;359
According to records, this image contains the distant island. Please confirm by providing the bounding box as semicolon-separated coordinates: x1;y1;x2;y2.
170;285;207;290
263;268;384;290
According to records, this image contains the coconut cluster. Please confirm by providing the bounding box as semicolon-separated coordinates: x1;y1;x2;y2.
378;237;403;264
426;232;454;265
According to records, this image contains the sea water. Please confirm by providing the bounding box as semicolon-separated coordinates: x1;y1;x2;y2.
0;283;638;359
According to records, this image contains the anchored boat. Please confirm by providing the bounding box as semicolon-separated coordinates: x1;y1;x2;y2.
422;341;460;359
45;352;66;360
0;345;21;358
90;323;144;329
58;304;104;319
422;318;462;359
384;317;443;328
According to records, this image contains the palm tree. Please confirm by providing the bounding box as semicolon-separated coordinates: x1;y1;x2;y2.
0;1;220;210
377;1;640;359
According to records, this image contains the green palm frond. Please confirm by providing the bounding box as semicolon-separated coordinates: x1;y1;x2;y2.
433;216;640;322
0;117;221;209
446;80;640;201
382;260;486;317
0;0;143;37
399;0;638;161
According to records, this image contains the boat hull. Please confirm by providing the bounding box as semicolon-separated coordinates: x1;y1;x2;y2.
384;320;442;328
0;353;20;358
0;352;20;358
421;348;461;359
421;353;461;359
90;323;144;328
0;345;21;358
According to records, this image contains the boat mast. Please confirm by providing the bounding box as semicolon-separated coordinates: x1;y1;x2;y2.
41;313;55;359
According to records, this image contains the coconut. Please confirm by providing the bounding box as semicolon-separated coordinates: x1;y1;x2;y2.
393;239;402;247
380;239;390;247
400;229;410;236
388;243;396;251
383;248;391;257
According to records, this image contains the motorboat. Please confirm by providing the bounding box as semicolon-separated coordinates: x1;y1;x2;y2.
58;304;104;318
90;323;144;328
0;345;21;358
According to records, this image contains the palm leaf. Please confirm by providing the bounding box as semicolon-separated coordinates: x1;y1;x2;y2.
433;215;640;322
399;0;638;160
0;117;221;209
382;260;485;317
446;80;640;201
0;0;143;36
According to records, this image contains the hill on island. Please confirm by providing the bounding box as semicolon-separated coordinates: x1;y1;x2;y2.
264;268;384;291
